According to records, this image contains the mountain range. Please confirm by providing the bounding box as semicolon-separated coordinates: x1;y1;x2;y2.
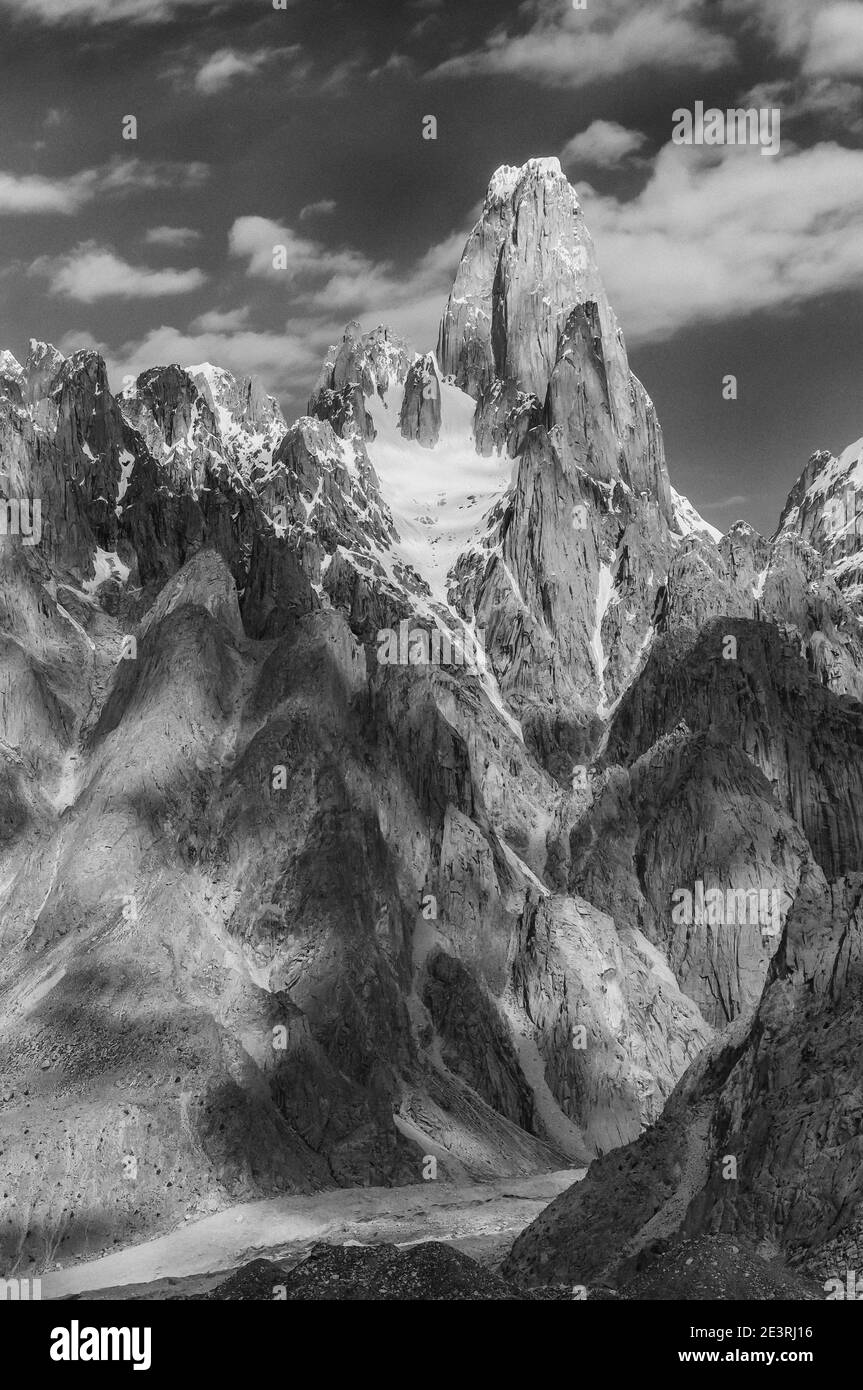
1;156;862;1296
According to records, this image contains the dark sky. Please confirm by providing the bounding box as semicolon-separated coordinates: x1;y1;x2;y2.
1;0;862;535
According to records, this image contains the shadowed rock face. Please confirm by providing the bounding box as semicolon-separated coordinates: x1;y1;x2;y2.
309;321;412;410
1;157;862;1288
562;729;810;1028
310;383;375;442
604;621;863;881
196;1244;563;1301
400;354;441;447
504;866;863;1291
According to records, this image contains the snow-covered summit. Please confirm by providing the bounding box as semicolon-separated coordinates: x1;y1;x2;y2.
0;350;24;383
775;434;863;601
486;156;565;200
671;487;723;543
187;360;286;476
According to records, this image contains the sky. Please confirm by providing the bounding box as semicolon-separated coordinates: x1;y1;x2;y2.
1;0;862;535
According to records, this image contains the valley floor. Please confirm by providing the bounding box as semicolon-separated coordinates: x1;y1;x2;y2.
41;1168;584;1300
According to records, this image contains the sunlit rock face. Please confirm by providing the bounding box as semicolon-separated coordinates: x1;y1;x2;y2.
2;159;862;1295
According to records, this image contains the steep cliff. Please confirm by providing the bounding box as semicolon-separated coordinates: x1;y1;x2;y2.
1;158;861;1287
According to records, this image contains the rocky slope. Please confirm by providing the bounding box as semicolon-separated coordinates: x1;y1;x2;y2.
504;420;863;1291
1;158;862;1291
775;434;863;603
505;864;863;1292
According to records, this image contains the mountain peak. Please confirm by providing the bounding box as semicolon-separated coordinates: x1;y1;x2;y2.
521;154;563;177
438;156;600;402
0;349;24;383
437;158;671;509
187;361;285;438
485;164;521;205
26;337;64;366
24;339;66;404
671;487;723;543
484;157;569;209
309;321;412;417
774;432;863;600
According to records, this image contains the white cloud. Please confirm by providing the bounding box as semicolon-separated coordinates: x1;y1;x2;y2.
92;159;209;193
317;57;365;94
190;307;251;332
723;0;863;77
229;216;372;282
721;0;813;53
228;215;469;349
369;53;416;79
194;48;286;95
165;44;307;97
580;141;863;343
0;0;239;23
0;159;208;216
312;229;469;322
145;225;202;247
561;121;647;169
806;2;863;77
299;199;338;221
743;76;863;133
54;218;474;417
29;243;207;302
431;0;733;88
706;494;749;510
0;170;91;215
63;323;322;408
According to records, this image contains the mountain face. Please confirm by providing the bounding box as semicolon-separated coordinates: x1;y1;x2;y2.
505;428;863;1291
504;864;863;1291
774;435;863;603
437;158;684;772
438;159;671;504
1;158;862;1290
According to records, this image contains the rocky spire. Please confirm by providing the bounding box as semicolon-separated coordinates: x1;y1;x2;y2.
24;338;66;405
437;157;672;508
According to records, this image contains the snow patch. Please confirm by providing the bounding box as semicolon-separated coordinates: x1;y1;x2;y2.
364;373;511;608
0;349;24;382
671;486;722;543
116;449;135;515
82;548;130;593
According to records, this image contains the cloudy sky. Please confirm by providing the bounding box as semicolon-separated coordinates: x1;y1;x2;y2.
1;0;862;533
